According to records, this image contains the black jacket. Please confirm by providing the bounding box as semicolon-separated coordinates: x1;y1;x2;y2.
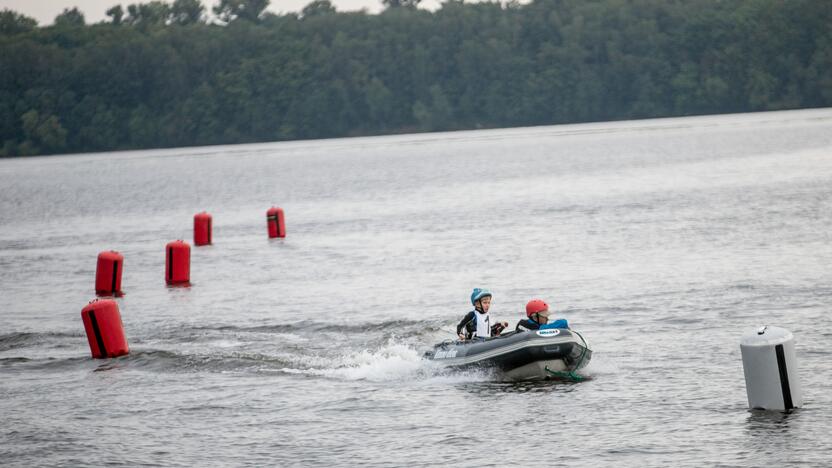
515;318;542;332
457;311;479;338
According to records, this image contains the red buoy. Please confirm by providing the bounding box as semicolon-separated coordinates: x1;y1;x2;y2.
95;250;124;296
81;299;129;359
165;240;191;285
267;207;286;238
194;211;212;246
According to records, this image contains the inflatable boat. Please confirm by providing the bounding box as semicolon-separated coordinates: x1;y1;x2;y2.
424;328;592;381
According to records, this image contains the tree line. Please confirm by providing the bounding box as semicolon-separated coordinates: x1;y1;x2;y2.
1;0;830;156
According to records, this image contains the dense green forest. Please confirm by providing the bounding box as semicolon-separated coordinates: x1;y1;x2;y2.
1;0;830;156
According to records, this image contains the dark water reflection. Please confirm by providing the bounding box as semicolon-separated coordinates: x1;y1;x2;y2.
458;379;583;395
745;408;800;433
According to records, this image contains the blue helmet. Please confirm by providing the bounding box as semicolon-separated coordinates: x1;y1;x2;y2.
470;288;492;305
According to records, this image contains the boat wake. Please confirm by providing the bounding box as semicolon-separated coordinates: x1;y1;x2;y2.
274;341;430;381
1;321;592;383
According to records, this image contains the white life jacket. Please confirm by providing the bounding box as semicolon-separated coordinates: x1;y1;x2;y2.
474;310;491;338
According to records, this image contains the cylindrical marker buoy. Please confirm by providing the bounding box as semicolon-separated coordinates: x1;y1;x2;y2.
741;326;802;411
81;299;129;359
194;211;212;246
165;240;191;285
95;250;123;296
267;207;286;238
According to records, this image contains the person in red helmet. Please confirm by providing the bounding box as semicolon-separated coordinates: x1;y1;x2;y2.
515;299;569;332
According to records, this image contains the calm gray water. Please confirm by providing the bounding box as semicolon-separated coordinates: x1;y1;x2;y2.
2;109;831;467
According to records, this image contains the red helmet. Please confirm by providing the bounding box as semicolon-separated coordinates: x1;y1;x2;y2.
525;299;549;317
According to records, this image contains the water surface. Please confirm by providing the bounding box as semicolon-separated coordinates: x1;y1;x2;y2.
2;109;831;466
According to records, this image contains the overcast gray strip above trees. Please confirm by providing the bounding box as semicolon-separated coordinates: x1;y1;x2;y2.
1;0;830;156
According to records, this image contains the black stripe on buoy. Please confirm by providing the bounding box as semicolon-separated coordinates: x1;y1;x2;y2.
111;259;119;293
207;217;212;244
775;344;794;410
88;310;107;357
167;246;173;282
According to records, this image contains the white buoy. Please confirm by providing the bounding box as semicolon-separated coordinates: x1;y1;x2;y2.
740;326;802;411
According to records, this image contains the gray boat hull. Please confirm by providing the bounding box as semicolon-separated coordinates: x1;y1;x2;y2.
425;328;592;381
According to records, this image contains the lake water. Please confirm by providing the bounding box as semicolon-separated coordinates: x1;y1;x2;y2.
2;109;831;467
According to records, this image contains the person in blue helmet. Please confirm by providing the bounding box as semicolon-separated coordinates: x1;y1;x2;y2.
457;288;508;341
